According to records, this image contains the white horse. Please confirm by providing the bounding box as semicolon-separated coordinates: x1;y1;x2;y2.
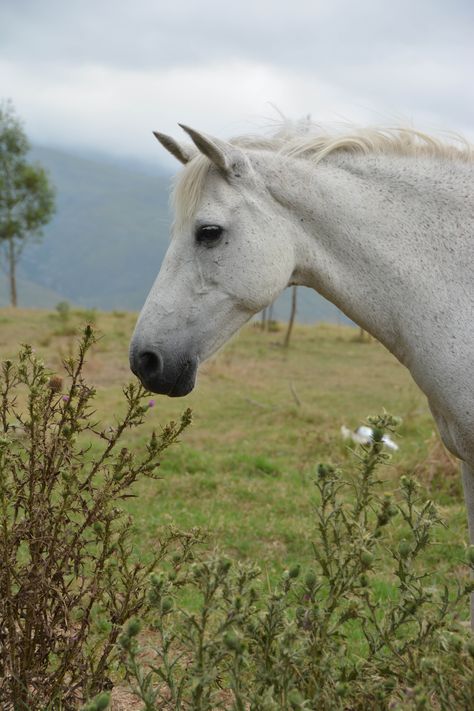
129;121;474;620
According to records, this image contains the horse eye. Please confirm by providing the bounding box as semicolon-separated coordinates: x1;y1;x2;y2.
195;224;223;245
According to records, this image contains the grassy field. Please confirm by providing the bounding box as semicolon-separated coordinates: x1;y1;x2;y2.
0;307;468;609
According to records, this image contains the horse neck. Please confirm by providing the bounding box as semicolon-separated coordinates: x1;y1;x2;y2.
262;150;474;398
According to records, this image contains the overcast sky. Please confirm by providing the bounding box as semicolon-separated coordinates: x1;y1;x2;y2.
1;0;473;168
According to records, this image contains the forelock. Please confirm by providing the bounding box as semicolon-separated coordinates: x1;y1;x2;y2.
172;154;212;230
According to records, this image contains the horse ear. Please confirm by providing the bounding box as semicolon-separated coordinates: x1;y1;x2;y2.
153;131;195;165
178;124;248;177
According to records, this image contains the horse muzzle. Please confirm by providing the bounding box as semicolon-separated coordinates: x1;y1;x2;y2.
129;343;199;397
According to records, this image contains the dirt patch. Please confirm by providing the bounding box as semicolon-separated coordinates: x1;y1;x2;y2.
110;686;143;711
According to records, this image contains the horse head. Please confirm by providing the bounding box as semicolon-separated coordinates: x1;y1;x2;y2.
129;125;296;395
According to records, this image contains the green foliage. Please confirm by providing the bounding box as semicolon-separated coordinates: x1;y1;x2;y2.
0;100;55;305
0;327;194;709
51;300;80;336
81;692;111;711
121;415;473;710
55;300;71;321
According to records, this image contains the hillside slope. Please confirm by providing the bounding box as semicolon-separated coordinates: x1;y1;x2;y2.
0;273;66;308
23;146;171;309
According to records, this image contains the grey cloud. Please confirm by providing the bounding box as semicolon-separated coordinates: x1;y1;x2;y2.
2;0;472;74
1;0;472;159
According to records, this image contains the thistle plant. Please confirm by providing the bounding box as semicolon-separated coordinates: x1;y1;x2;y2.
0;327;194;710
120;414;473;710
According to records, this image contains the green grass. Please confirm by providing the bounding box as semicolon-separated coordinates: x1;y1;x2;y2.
0;308;468;609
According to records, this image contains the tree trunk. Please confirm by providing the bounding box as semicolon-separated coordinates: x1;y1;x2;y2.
268;303;274;325
8;238;17;307
283;286;297;348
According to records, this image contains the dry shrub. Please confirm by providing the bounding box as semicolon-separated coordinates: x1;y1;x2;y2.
0;327;195;710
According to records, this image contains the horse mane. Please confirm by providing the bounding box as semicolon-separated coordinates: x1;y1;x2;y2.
173;120;473;226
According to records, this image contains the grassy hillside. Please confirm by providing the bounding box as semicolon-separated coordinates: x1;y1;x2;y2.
0;308;466;610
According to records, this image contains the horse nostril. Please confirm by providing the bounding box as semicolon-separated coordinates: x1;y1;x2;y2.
139;350;163;378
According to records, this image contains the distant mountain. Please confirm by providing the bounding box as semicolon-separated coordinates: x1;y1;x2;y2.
16;145;353;325
23;145;172;310
0;273;65;309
